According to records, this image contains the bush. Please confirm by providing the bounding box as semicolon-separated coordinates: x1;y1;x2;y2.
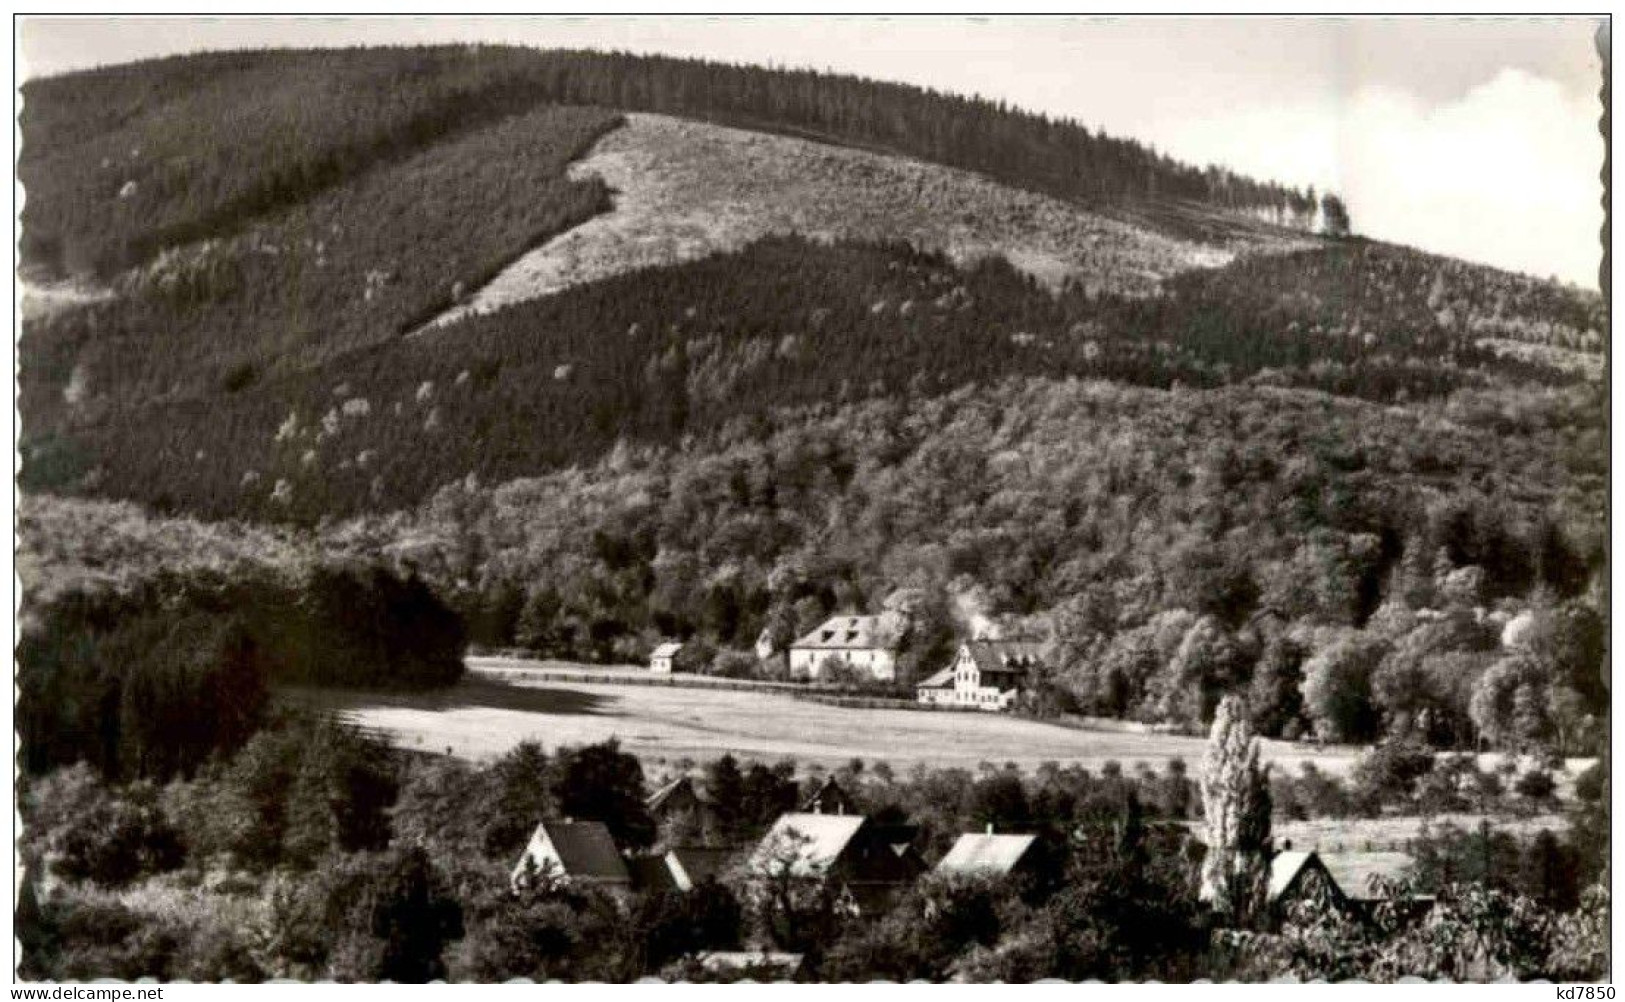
1572;761;1604;803
708;650;761;679
1350;739;1434;812
1514;769;1557;802
54;786;184;888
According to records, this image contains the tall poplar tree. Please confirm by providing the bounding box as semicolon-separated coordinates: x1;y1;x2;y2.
1200;694;1272;927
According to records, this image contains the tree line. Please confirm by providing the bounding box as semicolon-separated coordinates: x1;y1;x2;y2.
16;715;1607;981
20;44;1325;281
17;564;465;781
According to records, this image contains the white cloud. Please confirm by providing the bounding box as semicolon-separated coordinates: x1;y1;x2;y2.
1341;69;1602;288
1149;69;1602;288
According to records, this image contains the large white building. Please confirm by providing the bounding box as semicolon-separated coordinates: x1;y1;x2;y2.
788;613;904;681
916;640;1044;710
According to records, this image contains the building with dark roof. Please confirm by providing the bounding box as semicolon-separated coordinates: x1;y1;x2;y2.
802;776;858;816
921;640;1045;710
628;845;746;895
511;819;632;896
788;613;904;681
747;812;926;914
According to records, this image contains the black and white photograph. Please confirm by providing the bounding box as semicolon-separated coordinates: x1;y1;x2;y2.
11;14;1612;983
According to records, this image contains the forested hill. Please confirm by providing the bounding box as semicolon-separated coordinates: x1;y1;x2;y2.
20;45;1318;280
16;45;1608;762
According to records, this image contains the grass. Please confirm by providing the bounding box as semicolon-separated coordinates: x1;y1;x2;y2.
1274;812;1574;854
310;668;1365;776
427;112;1315;327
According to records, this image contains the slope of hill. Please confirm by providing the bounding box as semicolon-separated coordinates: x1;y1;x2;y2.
21;103;619;429
22;235;1600;523
429;112;1309;327
19;45;1320;283
19;47;601;277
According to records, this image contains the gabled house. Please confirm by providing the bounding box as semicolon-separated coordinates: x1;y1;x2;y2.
935;831;1042;881
646;773;723;845
914;666;956;707
1319;851;1429;920
628;845;745;895
788;614;904;682
648;774;711;818
920;640;1044;710
650;641;683;674
802;776;858;816
746;812;926;914
1265;849;1346;913
512;819;632;897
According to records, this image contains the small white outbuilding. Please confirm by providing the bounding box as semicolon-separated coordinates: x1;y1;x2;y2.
650;641;683;674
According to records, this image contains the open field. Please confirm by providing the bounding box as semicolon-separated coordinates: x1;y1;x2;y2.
429;112;1314;327
305;669;1371;776
305;659;1596;788
1273;812;1573;853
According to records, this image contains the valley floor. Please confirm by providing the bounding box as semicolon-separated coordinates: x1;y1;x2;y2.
304;657;1373;775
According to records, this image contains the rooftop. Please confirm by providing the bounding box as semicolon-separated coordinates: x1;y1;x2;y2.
936;832;1039;877
521;819;631;883
751;812;867;877
1319;851;1417;901
791;614;903;651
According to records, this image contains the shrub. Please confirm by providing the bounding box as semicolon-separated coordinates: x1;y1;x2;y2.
1513;769;1556;802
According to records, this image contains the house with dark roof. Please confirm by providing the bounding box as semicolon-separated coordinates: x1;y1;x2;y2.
1264;850;1346;913
802;776;858;816
922;640;1045;710
788;613;905;681
746;812;926;914
628;845;746;895
936;831;1043;880
645;773;725;846
648;774;711;817
511;819;633;897
1319;851;1429;920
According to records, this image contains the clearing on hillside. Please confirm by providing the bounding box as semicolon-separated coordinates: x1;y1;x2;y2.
429;113;1315;327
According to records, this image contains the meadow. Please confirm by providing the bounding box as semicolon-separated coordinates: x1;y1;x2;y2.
308;665;1369;775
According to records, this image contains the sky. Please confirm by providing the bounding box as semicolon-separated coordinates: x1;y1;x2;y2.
17;16;1608;288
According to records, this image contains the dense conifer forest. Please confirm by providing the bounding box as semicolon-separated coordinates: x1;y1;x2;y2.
20;45;1317;281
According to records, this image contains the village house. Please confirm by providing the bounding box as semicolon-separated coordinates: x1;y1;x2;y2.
645;774;719;843
788;613;904;681
649;641;683;674
511;819;634;898
916;639;1045;710
801;776;859;815
1196;844;1423;927
1260;848;1347;914
935;830;1044;881
1319;850;1429;920
627;845;744;895
747;812;927;914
